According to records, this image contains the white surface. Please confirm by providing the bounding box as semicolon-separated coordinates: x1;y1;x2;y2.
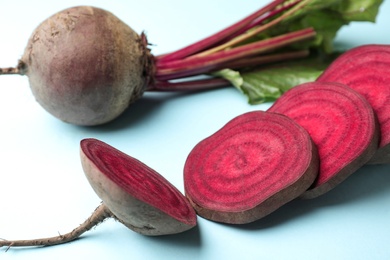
1;1;390;259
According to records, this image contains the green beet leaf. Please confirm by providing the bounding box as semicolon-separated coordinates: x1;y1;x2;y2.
215;53;338;104
216;0;383;104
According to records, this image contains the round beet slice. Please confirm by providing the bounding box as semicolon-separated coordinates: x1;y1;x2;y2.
184;111;319;224
268;82;379;199
317;44;390;164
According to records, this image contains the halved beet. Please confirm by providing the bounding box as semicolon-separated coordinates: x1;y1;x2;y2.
268;82;379;199
80;138;197;235
317;44;390;164
184;111;319;224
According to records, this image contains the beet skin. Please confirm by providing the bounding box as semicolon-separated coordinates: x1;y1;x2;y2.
20;6;153;125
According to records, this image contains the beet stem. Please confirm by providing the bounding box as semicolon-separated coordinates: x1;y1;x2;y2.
147;50;309;91
152;0;313;91
155;28;315;81
157;28;314;70
0;204;113;250
222;49;310;70
191;0;309;57
223;0;300;44
156;0;288;63
148;77;231;91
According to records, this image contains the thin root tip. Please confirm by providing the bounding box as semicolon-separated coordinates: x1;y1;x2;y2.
0;240;11;251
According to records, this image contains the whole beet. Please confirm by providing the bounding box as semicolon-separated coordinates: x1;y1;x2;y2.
18;6;153;125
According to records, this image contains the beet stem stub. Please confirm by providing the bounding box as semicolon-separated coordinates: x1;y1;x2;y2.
268;82;379;199
0;67;21;75
80;138;197;235
0;61;26;75
184;111;319;224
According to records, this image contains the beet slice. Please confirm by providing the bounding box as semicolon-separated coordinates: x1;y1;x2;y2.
80;138;197;235
268;82;379;199
317;44;390;164
184;111;319;224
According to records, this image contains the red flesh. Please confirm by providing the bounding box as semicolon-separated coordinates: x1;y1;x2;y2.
268;82;379;198
184;111;319;224
317;44;390;164
80;138;196;226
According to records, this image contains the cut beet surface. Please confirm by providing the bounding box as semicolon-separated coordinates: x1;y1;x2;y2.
317;44;390;164
268;82;379;199
184;111;319;224
80;138;197;235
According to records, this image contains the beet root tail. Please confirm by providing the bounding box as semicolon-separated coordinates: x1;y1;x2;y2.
0;203;113;250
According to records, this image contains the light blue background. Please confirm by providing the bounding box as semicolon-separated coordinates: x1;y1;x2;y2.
1;1;389;259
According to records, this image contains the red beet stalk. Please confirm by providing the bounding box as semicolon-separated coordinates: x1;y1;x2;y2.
155;28;315;81
268;82;379;199
147;0;316;91
156;0;289;62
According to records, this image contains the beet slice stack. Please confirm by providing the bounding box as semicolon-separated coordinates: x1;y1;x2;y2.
184;111;319;224
317;44;390;164
268;82;379;199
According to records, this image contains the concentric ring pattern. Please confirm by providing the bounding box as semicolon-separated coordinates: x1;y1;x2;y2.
318;46;390;148
269;82;377;196
184;111;315;214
